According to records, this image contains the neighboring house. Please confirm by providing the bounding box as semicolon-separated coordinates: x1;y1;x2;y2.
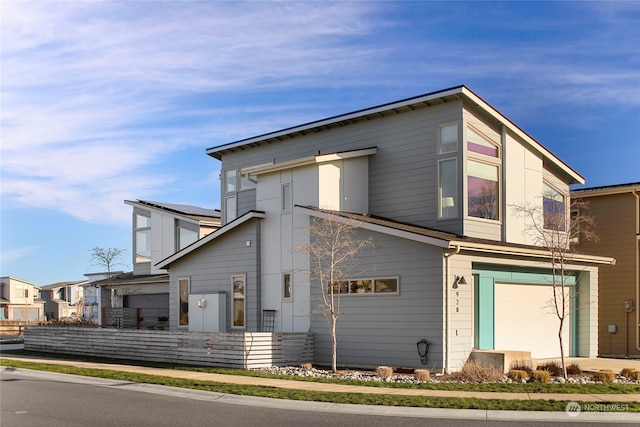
571;182;640;358
94;200;220;328
40;280;87;320
83;271;125;324
0;277;45;322
157;85;613;372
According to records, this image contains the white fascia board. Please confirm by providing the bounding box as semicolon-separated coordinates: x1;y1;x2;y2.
156;211;266;269
459;87;584;185
451;239;616;265
296;206;452;249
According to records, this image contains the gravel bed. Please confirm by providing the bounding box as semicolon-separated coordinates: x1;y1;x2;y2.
252;366;640;385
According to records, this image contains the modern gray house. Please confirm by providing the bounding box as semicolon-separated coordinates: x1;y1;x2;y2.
157;85;613;372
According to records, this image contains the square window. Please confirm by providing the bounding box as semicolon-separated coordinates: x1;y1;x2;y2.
350;279;372;294
374;278;398;293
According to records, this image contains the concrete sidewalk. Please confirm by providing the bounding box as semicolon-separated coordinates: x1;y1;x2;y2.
1;354;639;403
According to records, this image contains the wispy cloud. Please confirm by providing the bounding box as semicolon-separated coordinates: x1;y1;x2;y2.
0;246;40;264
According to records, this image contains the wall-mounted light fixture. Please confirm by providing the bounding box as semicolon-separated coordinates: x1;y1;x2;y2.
452;275;467;288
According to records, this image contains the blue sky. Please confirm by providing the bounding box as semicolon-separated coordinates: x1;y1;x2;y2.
1;1;639;286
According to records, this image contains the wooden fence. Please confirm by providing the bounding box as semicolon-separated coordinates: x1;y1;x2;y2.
24;326;314;369
0;322;26;338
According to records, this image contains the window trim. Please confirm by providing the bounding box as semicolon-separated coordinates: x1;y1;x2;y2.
231;274;246;329
281;183;291;213
178;277;190;328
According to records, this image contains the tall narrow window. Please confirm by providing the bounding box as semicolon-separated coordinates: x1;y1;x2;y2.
281;183;291;212
543;182;566;230
178;278;189;327
467;160;499;220
438;159;457;219
135;213;151;262
283;273;291;300
225;195;237;223
232;275;246;328
224;169;237;193
439;123;458;154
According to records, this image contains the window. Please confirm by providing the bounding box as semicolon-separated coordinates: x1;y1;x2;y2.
16;285;29;299
240;173;256;190
177;223;198;251
543;182;566;230
467;160;499;220
232;275;246;328
135;212;151;262
281;183;291;212
439;123;458;154
224;169;237;193
467;126;499;158
283;273;291;299
570;209;580;244
438;159;457;219
224;195;237;223
328;277;399;295
178;278;189;327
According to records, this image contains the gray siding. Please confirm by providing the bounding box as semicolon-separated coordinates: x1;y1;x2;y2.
168;219;262;332
237;189;257;217
309;228;445;370
221;102;463;232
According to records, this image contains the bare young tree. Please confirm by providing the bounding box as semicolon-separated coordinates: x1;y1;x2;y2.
89;247;127;277
512;196;597;378
297;214;374;373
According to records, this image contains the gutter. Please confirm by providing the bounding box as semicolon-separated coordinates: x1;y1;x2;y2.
443;244;461;374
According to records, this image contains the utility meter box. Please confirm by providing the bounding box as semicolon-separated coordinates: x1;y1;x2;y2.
608;324;617;334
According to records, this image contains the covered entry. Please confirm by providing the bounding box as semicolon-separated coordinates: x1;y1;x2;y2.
475;266;576;359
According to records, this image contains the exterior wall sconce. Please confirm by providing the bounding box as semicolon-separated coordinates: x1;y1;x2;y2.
452;275;467;288
416;338;431;365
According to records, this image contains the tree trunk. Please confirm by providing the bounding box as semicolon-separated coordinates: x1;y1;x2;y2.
558;319;567;379
331;315;337;373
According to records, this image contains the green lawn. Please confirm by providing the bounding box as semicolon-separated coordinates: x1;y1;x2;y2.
2;357;639;412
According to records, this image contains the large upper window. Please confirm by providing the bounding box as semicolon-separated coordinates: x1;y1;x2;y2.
543;182;566;230
177;225;198;251
232;275;246;328
224;169;237;193
466;125;500;221
467;160;499;220
135;212;151;262
178;278;189;327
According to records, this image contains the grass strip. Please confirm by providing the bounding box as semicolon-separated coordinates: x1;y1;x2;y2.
2;359;638;412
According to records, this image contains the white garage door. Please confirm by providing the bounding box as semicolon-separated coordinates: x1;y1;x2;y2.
494;283;570;359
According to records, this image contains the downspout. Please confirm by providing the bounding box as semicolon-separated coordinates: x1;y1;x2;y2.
633;190;639;352
444;244;461;374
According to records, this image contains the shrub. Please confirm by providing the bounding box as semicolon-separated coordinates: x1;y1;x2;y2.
592;369;615;383
537;361;563;377
376;366;393;379
566;363;582;375
531;370;551;383
414;369;430;382
455;360;503;383
510;360;533;376
508;369;529;381
620;368;639;380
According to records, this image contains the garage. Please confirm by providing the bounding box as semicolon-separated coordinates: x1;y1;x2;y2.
494;282;571;359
